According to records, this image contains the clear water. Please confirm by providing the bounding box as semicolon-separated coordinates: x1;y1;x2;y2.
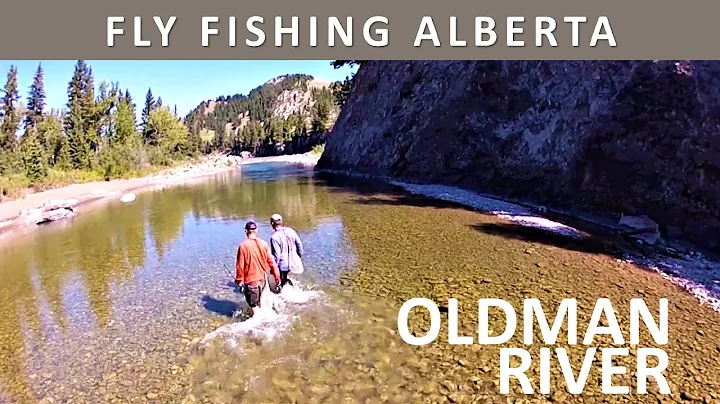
1;161;719;404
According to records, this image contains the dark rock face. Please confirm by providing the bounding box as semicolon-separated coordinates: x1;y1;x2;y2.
318;61;720;250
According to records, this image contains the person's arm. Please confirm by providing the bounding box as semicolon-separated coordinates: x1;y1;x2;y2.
270;234;282;264
264;241;281;284
293;229;304;258
235;244;245;285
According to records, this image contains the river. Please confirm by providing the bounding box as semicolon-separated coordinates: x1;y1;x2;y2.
1;162;719;403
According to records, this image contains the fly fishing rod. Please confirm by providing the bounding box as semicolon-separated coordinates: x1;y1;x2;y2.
221;262;244;293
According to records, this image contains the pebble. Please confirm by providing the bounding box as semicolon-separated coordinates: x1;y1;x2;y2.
5;176;720;404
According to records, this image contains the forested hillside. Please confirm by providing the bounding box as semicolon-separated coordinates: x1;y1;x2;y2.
0;60;199;200
0;60;356;201
184;73;352;156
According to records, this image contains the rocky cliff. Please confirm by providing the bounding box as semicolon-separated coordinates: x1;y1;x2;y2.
317;61;720;250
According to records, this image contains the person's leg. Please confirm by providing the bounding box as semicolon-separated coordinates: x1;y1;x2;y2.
285;271;293;287
244;284;262;317
280;270;289;287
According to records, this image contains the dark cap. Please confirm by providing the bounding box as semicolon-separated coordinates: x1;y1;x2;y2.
244;221;257;231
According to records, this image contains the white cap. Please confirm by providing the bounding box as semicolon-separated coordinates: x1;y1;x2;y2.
270;214;283;222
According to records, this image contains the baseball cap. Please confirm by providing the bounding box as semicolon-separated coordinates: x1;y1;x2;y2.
244;221;257;230
270;214;283;223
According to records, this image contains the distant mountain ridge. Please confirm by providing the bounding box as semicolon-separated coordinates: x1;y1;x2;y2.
184;73;345;156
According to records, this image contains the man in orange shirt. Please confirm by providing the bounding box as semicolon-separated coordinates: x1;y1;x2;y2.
235;221;281;317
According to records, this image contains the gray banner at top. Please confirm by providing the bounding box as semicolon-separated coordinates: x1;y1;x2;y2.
0;0;713;59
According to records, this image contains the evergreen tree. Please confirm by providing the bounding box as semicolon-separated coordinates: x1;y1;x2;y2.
310;89;333;135
82;66;103;152
186;116;202;154
83;67;95;108
124;89;133;108
142;88;155;140
23;131;47;183
25;64;46;131
36;113;65;167
64;60;91;169
114;97;137;146
156;97;163;109
331;75;353;107
97;81;108;101
123;89;136;124
1;65;21;149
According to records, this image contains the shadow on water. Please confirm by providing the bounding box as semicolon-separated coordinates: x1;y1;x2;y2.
317;172;657;258
201;295;240;318
471;222;613;255
318;170;720;313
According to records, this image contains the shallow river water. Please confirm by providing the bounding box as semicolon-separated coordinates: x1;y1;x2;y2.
1;162;719;404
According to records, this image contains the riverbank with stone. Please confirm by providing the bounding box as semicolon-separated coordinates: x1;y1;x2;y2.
0;152;320;245
317;168;720;316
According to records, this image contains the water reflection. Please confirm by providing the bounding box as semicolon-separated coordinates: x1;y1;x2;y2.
0;162;349;403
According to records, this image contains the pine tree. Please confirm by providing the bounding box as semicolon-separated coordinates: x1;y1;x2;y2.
124;89;133;107
25;64;46;131
36;112;64;167
83;67;95;109
142;88;155;140
310;92;332;135
1;65;21;150
186;116;202;154
331;75;353;107
82;66;102;152
97;81;108;101
156;97;163;109
64;60;91;169
23;131;47;183
173;105;177;117
123;89;136;124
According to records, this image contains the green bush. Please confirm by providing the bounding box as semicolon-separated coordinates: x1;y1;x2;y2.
97;145;137;180
310;143;325;156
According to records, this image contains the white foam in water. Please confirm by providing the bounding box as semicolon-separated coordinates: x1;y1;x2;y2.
200;281;326;349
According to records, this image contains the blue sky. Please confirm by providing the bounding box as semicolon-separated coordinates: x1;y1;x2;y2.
0;60;357;119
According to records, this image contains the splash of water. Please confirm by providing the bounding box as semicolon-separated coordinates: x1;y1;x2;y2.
199;280;327;350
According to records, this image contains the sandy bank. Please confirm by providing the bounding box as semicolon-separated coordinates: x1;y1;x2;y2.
0;152;320;245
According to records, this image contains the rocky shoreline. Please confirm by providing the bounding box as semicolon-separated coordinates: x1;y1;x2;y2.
0;152;321;245
317;167;720;315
